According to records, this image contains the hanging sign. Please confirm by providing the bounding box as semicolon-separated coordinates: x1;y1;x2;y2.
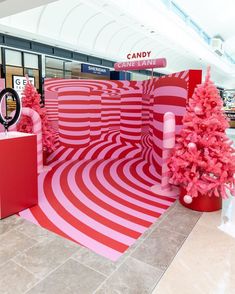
81;64;110;76
127;51;151;60
13;76;35;98
114;58;167;71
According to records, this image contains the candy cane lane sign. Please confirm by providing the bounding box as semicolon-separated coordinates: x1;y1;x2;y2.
114;58;167;71
127;51;151;59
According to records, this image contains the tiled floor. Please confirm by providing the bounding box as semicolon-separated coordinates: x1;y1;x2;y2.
0;201;202;294
153;211;235;294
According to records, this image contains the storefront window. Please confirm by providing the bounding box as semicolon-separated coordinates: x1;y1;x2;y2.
64;71;72;79
5;49;22;67
24;68;40;90
24;53;39;69
5;66;23;88
131;72;151;80
46;67;64;78
4;49;41;94
46;57;64;70
45;57;82;79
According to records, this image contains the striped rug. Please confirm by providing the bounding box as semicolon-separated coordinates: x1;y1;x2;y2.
19;133;177;261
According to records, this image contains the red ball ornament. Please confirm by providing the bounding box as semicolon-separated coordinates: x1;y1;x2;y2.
210;101;217;108
200;124;207;131
189;172;195;178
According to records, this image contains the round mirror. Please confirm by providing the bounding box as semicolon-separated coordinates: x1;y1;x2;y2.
0;88;21;131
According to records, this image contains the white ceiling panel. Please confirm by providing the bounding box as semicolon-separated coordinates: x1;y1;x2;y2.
0;0;58;18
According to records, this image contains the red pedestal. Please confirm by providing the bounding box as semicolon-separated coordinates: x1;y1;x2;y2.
0;132;38;219
180;188;222;212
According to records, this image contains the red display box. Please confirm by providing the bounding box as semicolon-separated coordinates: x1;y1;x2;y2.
0;132;38;219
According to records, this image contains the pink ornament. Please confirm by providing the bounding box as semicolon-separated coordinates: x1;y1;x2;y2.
194;106;203;115
184;195;193;204
189;172;196;178
188;142;197;151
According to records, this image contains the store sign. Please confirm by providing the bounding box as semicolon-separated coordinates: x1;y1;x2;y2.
127;51;151;60
13;76;35;98
114;58;167;71
81;64;110;76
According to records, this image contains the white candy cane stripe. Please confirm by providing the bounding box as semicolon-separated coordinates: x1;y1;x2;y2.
22;107;43;173
163;112;175;149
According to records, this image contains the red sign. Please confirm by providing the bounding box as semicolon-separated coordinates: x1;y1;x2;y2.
127;51;151;60
114;58;167;71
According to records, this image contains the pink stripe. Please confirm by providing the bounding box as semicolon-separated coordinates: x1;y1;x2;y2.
115;160;171;207
124;159;174;204
68;161;146;233
37;172;121;261
154;105;186;115
92;161;156;222
52;161;135;245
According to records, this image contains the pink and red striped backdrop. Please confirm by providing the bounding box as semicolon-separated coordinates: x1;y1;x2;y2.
44;71;202;180
17;70;202;261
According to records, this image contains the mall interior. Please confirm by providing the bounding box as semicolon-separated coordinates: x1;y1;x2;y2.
0;0;235;293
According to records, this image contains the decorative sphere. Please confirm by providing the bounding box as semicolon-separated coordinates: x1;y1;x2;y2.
184;195;193;204
201;124;207;131
210;101;217;108
194;106;202;115
188;142;197;150
189;172;196;178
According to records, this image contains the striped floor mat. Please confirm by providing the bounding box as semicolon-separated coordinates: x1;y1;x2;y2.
19;142;177;261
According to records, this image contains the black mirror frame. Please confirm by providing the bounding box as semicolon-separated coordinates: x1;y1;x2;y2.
0;88;21;131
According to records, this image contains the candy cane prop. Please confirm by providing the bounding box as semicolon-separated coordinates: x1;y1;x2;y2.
10;107;43;173
151;112;179;196
161;112;176;190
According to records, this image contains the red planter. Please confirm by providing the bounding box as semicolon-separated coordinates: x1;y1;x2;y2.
180;188;222;212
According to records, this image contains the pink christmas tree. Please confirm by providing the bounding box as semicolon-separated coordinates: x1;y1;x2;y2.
17;78;56;153
168;68;235;201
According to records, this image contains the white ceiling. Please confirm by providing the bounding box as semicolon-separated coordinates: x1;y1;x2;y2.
174;0;235;58
0;0;57;18
0;0;234;88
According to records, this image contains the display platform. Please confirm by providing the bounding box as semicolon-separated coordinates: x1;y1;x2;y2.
0;132;38;219
18;69;202;261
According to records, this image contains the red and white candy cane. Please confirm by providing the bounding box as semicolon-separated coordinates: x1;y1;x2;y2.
161;112;176;190
11;107;43;173
151;112;178;196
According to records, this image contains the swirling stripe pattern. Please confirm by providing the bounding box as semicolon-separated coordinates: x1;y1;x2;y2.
19;70;202;261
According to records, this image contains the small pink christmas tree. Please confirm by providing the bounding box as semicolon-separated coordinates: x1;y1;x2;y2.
168;68;235;201
17;78;56;153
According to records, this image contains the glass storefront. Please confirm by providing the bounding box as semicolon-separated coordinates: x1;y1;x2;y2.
4;49;41;91
45;57;109;80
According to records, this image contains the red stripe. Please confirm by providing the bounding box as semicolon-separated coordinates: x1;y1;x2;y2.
44;165;128;253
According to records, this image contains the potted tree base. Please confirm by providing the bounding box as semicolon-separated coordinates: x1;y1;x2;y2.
179;188;222;212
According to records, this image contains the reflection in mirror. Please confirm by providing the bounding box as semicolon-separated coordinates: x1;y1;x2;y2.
0;88;21;132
